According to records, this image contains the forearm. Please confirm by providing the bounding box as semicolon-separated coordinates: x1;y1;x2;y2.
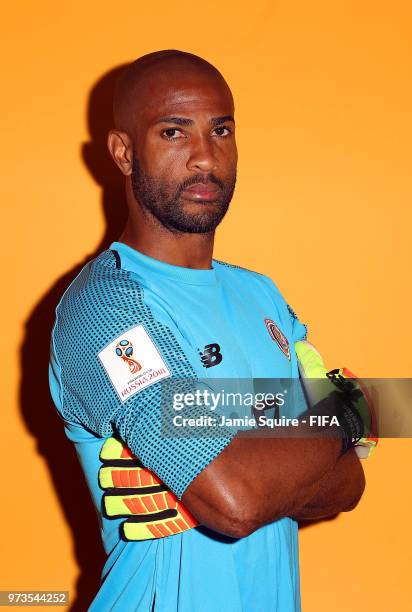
183;432;343;537
291;448;366;520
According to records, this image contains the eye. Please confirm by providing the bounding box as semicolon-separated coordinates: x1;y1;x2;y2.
162;128;185;140
212;126;232;137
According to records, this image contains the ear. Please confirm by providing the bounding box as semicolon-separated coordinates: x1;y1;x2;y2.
107;130;133;176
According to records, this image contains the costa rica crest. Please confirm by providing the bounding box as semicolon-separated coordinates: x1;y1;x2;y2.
264;318;291;360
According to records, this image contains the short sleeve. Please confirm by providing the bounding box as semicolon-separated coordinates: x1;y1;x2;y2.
286;303;308;342
49;252;236;499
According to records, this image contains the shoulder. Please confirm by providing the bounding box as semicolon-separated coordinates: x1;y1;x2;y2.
213;258;271;285
52;249;151;355
214;258;307;339
213;258;284;298
57;249;139;311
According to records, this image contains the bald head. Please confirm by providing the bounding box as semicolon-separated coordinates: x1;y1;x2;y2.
113;50;233;132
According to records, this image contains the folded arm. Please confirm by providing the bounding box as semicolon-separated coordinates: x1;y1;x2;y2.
182;427;337;538
291;448;365;521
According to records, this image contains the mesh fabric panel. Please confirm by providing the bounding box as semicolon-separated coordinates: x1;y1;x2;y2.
287;303;308;341
51;250;236;498
213;258;264;275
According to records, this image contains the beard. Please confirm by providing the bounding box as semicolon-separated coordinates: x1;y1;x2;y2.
131;151;236;233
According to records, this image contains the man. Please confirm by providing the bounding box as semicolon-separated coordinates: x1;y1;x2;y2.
49;50;367;611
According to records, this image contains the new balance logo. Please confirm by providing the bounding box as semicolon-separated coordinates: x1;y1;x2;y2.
198;343;223;368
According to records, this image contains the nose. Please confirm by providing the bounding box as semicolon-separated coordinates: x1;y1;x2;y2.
186;135;218;174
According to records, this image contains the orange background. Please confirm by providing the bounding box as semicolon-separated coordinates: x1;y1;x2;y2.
2;1;411;610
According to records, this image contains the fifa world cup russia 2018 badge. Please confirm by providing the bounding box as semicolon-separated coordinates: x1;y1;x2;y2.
115;339;142;374
264;318;291;360
99;324;171;402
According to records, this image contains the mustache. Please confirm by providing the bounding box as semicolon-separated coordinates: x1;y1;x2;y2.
177;174;225;194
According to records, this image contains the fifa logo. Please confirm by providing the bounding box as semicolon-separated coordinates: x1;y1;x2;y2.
115;339;142;374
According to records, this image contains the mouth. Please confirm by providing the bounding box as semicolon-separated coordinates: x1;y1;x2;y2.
181;182;221;202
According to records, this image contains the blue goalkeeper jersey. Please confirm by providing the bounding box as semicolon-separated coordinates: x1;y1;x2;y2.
49;241;308;612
